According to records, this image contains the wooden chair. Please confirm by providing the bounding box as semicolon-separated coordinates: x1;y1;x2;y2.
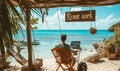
51;47;76;71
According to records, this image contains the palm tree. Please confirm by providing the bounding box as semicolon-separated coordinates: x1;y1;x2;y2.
0;0;46;70
0;0;38;70
0;0;24;67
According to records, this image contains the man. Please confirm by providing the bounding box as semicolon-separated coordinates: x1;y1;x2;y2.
56;34;78;53
55;34;76;69
56;34;70;51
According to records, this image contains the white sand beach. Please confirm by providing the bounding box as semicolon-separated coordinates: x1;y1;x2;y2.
5;49;120;71
42;50;120;71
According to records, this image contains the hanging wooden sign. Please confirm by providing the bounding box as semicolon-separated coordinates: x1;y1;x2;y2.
65;10;95;22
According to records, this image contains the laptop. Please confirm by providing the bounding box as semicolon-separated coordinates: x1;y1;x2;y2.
70;41;81;49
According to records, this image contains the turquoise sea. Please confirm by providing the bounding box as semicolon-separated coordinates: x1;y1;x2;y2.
17;30;113;59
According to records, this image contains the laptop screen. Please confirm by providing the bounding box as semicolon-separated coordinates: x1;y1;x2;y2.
71;41;81;49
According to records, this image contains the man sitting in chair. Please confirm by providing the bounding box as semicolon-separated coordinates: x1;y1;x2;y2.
55;34;76;68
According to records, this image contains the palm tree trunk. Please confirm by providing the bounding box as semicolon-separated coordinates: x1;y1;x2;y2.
26;7;33;71
0;35;6;67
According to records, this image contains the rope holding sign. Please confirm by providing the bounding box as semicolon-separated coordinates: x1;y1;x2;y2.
57;8;62;35
89;7;97;35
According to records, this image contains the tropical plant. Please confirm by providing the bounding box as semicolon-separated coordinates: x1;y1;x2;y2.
105;22;120;54
0;0;47;70
108;21;120;44
0;0;35;70
0;0;24;67
114;27;120;43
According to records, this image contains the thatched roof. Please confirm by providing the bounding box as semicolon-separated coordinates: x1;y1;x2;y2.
11;0;120;8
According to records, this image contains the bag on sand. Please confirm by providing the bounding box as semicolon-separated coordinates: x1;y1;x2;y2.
77;62;87;71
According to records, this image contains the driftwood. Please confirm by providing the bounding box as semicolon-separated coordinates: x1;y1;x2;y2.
1;43;27;68
6;43;28;65
7;47;27;65
86;42;109;63
87;53;101;63
4;44;43;70
93;42;109;58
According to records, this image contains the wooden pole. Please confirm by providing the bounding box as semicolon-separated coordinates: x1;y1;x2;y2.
26;7;33;71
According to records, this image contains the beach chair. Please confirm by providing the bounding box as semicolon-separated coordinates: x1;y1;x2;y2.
51;47;76;71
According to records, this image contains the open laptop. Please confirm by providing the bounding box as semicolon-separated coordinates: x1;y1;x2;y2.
70;41;81;49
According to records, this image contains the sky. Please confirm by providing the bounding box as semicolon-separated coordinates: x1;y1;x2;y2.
32;4;120;30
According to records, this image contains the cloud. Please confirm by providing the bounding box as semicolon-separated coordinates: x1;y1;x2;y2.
45;9;92;30
35;9;120;30
70;7;82;11
36;8;92;30
96;13;120;29
106;5;112;8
